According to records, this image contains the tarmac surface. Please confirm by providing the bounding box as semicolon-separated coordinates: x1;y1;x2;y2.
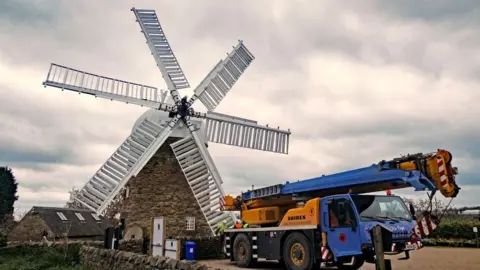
200;247;480;269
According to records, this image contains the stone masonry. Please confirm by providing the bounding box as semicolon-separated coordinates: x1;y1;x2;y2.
8;212;54;242
80;245;209;270
121;137;212;239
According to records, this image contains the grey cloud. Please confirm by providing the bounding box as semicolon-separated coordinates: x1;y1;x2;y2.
454;173;479;186
1;0;479;211
0;0;63;26
0;82;148;167
374;0;480;22
2;0;480;84
0;146;72;164
4;162;55;173
15;198;65;210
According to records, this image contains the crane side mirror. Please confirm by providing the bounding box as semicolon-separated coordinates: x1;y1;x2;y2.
409;203;416;219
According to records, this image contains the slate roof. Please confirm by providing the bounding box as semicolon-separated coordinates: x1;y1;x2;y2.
29;206;112;238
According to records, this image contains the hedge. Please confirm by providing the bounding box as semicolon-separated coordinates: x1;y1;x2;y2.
418;219;480;248
429;219;480;240
423;238;479;248
0;244;86;269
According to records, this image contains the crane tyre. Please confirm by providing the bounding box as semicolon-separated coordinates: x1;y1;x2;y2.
282;232;313;270
233;233;253;268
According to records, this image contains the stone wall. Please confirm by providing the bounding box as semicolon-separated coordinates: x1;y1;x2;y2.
103;237;222;260
7;212;54;242
118;239;144;254
121;137;212;239
116;237;223;260
7;240;104;248
80;245;209;270
177;236;223;260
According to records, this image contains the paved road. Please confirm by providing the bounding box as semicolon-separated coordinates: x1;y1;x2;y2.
200;247;480;269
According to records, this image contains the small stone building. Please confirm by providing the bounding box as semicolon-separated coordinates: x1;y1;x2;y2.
8;206;112;242
121;137;213;240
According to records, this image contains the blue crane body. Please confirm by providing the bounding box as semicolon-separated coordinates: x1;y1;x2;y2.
221;150;459;270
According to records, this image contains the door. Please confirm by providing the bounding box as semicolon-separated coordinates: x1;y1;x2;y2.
321;196;362;258
151;217;165;256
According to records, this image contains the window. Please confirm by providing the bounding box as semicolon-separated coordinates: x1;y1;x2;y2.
186;217;195;231
56;212;67;221
328;198;356;228
91;213;101;221
75;212;85;221
351;195;412;221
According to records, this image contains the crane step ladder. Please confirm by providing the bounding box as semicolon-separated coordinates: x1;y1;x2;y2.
43;63;167;108
74;118;171;213
171;136;235;234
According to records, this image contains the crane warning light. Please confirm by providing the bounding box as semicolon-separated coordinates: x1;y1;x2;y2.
386;190;392;196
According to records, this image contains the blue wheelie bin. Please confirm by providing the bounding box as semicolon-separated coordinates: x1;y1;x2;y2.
185;241;196;261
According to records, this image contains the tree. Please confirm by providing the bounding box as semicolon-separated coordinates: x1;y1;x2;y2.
402;195;451;219
65;186;126;225
104;187;126;226
0;167;18;219
64;188;88;209
0;167;18;246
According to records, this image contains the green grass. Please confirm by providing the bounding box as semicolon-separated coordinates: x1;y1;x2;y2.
0;244;89;270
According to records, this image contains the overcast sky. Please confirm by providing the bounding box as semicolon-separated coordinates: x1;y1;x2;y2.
1;0;479;214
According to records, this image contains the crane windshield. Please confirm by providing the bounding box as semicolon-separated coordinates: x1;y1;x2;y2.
351;195;413;221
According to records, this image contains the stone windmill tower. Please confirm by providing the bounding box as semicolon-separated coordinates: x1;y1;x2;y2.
42;7;291;238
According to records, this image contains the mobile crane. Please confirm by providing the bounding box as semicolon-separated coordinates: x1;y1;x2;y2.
221;149;459;270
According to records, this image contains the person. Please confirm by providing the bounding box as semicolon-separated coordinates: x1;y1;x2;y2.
329;208;339;227
215;220;227;253
235;220;243;228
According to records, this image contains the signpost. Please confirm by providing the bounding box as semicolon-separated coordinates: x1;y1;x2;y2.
474;227;478;248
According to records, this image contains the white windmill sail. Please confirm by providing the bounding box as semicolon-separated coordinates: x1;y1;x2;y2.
42;6;291;235
43;64;169;108
131;8;189;102
190;41;255;111
205;112;290;154
171;130;235;230
75;117;178;213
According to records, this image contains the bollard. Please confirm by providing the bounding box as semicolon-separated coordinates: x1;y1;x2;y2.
372;225;392;270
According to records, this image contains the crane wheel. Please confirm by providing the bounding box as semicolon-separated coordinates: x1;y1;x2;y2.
282;232;313;270
233;233;253;268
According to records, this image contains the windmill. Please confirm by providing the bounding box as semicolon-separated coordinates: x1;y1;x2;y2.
42;7;291;234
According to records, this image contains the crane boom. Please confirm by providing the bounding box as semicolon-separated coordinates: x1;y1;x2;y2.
223;149;459;225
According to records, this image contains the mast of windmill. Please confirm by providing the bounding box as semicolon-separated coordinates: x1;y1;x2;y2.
41;7;291;234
